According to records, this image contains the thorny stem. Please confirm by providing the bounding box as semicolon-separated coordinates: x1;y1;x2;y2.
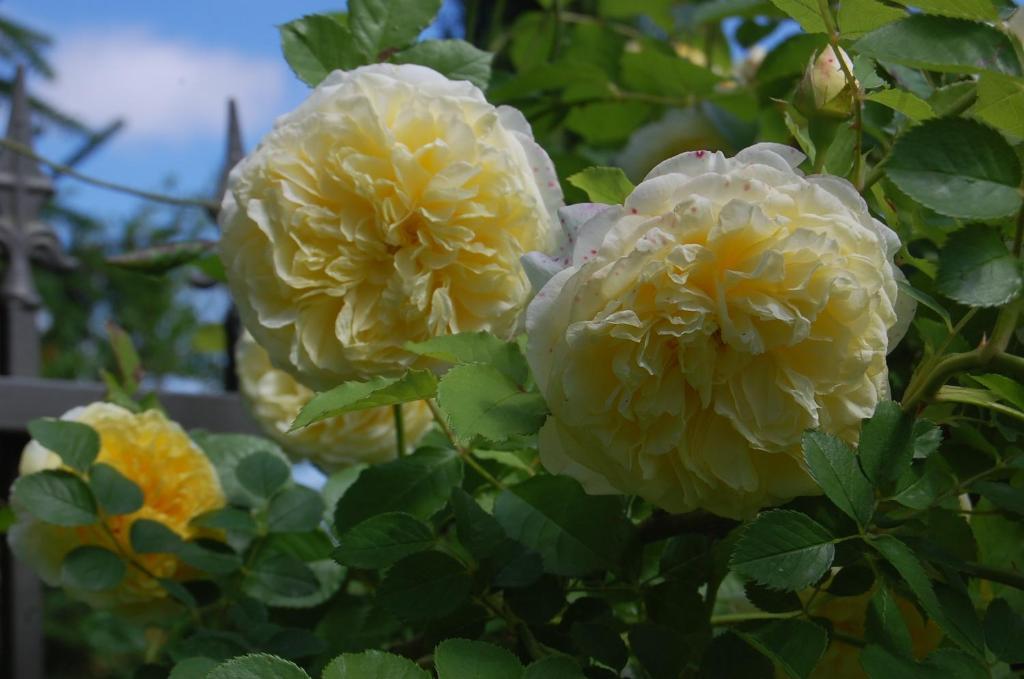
0;137;219;210
425;399;506;491
710;611;801;625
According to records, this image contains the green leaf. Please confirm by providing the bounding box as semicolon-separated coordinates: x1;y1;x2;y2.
838;0;905;40
267;487;324;533
802;431;874;529
191;507;258;535
392;39;492;89
700;631;775;677
896;280;953;332
107;322;142;393
323;650;430;679
434;639;524;679
292;370;437;430
736;619;827;679
865;586;913;657
854;16;1021;76
858;401;915;489
886;118;1022;220
279;15;362;87
27;418;99;472
494;475;630;576
61;545;124;592
973;72;1024;139
767;0;826;32
891;0;996;20
169;658;218;679
207;653;310;679
404;331;527;384
629;623;691;679
12;470;97;526
970;373;1024;410
870;535;982;653
179;540;243;575
236;452;291;499
334;447;462;532
88;463;143;515
333;512;434;568
865;89;934;121
972;481;1024;516
436;364;547;444
377;551;472;622
730;510;836;591
130;518;183;553
107;240;216;276
523;656;587;679
244;552;320;599
193;433;292;508
566;167;635;204
451;488;508;559
621;49;722;97
937;227;1022;307
859;644;926;677
349;0;442;59
257;559;345;609
565;100;653;145
984;598;1024;663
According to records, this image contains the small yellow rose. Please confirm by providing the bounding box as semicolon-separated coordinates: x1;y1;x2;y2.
235;333;433;470
9;402;225;609
220;63;563;390
526;144;912;518
796;45;858;119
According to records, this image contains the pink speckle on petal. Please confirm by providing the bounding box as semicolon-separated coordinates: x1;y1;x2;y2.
590;249;597;255
630;208;638;214
548;181;556;188
695;150;706;158
743;183;751;191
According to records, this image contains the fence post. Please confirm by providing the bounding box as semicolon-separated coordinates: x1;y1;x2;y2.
211;99;244;392
0;65;73;679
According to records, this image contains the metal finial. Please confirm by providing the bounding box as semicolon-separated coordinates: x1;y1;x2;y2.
207;98;245;222
0;65;73;310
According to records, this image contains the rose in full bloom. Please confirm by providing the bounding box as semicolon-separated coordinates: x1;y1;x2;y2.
9;402;225;608
220;63;563;390
235;333;433;469
526;144;912;518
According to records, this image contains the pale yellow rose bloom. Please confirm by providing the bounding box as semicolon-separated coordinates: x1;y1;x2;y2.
220;63;563;390
9;402;225;609
235;333;432;470
525;144;912;518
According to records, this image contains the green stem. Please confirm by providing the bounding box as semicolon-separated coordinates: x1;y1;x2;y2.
817;0;864;186
935;387;1024;424
0;137;219;210
393;404;405;458
954;561;1024;591
425;399;506;491
710;611;801;625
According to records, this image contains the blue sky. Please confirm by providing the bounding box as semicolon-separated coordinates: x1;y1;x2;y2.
9;0;463;221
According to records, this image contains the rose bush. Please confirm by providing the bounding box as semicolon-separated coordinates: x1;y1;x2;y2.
526;144;909;517
8;0;1024;677
220;63;563;389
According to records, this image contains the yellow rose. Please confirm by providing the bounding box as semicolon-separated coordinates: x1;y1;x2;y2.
9;402;225;608
235;333;433;470
220;63;563;390
615;107;733;183
526;144;911;518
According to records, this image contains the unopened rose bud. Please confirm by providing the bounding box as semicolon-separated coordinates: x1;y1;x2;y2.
795;45;858;119
1006;8;1024;45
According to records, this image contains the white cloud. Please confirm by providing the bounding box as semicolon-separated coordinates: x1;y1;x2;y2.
36;27;289;142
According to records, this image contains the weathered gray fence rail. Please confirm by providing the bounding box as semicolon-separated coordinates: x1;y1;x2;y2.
0;65;256;679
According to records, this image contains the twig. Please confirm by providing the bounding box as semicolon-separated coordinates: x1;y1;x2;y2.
425;399;506;491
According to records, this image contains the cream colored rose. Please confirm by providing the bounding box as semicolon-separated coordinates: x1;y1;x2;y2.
9;403;225;609
235;333;432;470
526;144;912;518
220;63;563;390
